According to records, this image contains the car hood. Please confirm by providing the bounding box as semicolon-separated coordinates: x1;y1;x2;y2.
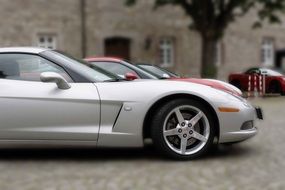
95;79;239;108
168;78;242;96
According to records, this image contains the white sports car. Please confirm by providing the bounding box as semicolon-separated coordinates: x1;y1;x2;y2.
0;47;262;159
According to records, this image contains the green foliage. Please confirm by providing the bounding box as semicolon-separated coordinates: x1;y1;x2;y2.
125;0;135;6
126;0;285;78
126;0;285;39
201;64;217;79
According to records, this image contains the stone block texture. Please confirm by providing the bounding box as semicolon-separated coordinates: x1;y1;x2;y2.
0;0;285;79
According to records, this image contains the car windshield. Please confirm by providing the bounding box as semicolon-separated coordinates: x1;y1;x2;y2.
89;60;159;80
41;50;119;82
245;68;283;76
137;64;179;78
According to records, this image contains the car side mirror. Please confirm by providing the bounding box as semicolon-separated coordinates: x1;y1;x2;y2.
125;72;138;81
40;72;71;90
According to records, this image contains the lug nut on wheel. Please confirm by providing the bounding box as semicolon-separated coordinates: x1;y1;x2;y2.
181;122;185;126
188;123;192;127
189;130;193;135
183;134;187;138
178;129;182;133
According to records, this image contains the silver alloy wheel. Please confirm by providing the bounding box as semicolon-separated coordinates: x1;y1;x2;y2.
163;105;210;155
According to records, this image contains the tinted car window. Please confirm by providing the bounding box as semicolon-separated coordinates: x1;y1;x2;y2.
0;53;72;82
245;68;260;75
137;64;180;78
91;61;139;78
138;65;171;78
44;51;118;82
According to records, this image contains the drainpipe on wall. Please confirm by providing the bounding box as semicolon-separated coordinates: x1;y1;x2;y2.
80;0;87;58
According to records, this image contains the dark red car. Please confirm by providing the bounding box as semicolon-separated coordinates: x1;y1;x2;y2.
229;67;285;95
85;57;242;96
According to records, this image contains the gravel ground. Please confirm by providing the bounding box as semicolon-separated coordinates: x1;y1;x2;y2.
0;97;284;190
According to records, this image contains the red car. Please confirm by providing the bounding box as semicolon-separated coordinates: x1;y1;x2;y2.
84;57;242;96
229;67;285;95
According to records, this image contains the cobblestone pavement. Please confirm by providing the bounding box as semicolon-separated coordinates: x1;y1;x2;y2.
0;97;284;190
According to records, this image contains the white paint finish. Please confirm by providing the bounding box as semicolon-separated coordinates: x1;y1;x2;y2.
0;79;100;141
95;79;258;147
216;101;257;143
0;47;47;54
0;76;258;147
0;47;259;147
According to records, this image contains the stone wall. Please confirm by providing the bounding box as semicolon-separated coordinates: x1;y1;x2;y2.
1;0;285;79
0;0;82;57
219;10;285;79
84;0;202;77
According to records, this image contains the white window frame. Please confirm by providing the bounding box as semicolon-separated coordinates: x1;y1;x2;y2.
37;34;57;49
261;38;275;67
159;38;175;67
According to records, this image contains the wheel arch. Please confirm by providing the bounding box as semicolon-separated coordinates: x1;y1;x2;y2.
142;93;220;140
229;79;242;90
269;79;280;86
268;79;282;93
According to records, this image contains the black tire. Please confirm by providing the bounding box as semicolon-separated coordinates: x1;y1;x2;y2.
268;81;281;94
150;99;216;160
230;80;242;90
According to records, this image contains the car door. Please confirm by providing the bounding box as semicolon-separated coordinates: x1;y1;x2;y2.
0;53;100;142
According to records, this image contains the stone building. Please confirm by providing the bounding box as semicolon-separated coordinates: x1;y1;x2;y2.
1;0;285;79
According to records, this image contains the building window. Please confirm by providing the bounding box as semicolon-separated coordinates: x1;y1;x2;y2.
37;34;57;49
159;38;174;67
261;38;274;67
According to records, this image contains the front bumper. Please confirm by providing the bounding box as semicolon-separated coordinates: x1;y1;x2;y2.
220;127;258;143
218;103;261;143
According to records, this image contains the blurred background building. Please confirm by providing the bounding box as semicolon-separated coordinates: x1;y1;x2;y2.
1;0;285;79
